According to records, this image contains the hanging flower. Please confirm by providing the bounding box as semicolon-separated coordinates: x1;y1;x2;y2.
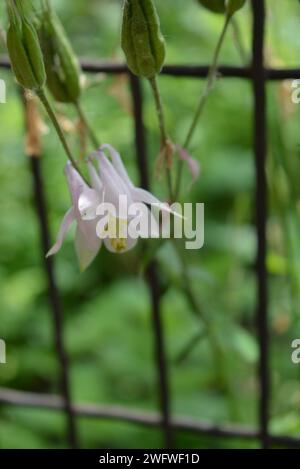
47;144;180;268
87;144;179;253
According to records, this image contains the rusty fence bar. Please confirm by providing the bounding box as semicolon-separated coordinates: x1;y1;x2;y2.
1;2;300;446
0;388;300;448
129;74;173;448
252;0;269;449
1;55;300;79
28;157;79;449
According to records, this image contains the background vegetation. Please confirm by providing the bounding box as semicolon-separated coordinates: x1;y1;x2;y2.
0;0;300;448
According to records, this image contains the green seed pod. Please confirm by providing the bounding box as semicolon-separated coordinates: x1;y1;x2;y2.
40;29;70;102
121;0;166;78
23;20;47;86
39;6;81;103
6;3;46;90
7;24;37;89
197;0;246;15
226;0;246;15
197;0;226;14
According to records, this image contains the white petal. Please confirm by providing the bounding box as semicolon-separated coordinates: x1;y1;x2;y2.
77;218;101;252
78;187;101;221
46;207;75;257
75;226;102;271
98;154;134;209
101;144;133;188
65;162;89;207
87;161;103;194
131;187;183;219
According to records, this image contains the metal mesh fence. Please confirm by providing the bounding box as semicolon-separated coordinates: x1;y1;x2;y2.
0;0;299;449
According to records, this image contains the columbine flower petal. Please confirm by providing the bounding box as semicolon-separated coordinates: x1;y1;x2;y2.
101;144;134;188
78;187;102;221
46;207;75;257
131;187;183;219
91;150;134;213
87;160;104;194
47;162;102;268
75;226;102;271
97;144;182;219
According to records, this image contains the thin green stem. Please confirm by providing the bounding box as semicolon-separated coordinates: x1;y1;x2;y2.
146;12;236;418
148;76;173;199
175;14;231;199
75;100;100;149
37;89;87;182
149;76;168;144
172;239;208;325
174;329;206;365
145;16;234;417
231;16;248;65
172;239;238;419
184;15;231;149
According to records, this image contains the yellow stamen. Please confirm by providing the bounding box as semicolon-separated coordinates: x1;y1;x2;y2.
110;238;127;252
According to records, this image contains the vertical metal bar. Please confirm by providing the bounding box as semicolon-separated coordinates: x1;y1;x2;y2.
129;73;173;448
29;157;79;449
252;0;269;449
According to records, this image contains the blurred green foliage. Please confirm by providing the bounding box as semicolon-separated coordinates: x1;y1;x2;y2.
0;0;300;449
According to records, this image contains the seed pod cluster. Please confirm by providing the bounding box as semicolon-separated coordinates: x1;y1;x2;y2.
39;6;81;103
6;1;46;91
121;0;166;78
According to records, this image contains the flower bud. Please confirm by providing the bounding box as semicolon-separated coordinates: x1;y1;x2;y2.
6;1;46;91
39;4;81;103
121;0;166;78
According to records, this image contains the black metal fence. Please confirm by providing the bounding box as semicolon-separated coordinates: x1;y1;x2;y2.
0;0;299;449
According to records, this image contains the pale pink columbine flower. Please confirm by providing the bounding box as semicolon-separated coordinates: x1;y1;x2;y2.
47;144;179;268
87;144;177;252
46;163;102;271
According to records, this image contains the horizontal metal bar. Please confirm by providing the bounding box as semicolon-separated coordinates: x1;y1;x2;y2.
0;388;299;447
1;55;300;79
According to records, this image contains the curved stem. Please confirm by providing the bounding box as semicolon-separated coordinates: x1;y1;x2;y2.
175;14;231;199
75;100;100;149
148;76;173;199
37;90;87;183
